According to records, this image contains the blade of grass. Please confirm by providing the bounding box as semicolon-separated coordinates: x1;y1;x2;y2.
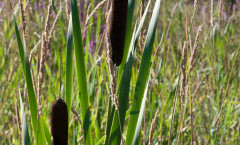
125;0;162;144
96;136;106;145
41;116;51;145
71;0;92;144
104;99;115;145
65;15;73;126
133;78;150;145
19;90;31;145
14;15;45;145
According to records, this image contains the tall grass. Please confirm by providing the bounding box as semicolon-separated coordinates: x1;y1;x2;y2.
1;0;240;144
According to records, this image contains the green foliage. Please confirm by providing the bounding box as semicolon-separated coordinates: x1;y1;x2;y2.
1;0;240;144
19;91;31;145
125;0;162;144
14;15;46;145
71;0;92;144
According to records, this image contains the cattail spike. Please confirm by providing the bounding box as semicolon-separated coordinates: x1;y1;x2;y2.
50;98;68;145
108;0;128;66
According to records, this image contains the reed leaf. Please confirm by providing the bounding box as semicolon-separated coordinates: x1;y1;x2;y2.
41;116;51;145
19;90;31;145
125;0;162;144
132;78;150;145
71;0;92;144
14;15;46;145
65;15;73;126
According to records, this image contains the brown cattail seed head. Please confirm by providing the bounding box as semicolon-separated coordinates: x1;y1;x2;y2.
50;98;68;145
108;0;128;66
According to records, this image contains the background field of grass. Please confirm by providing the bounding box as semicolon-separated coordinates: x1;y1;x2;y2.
0;0;239;144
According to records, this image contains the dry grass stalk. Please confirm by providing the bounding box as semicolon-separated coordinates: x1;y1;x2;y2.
71;107;83;126
86;3;92;23
37;1;52;144
218;0;222;22
184;25;203;101
189;24;203;72
71;107;84;142
138;0;145;50
49;9;62;39
65;0;70;20
15;100;22;143
106;35;119;111
194;0;198;9
210;0;215;28
23;1;33;29
24;84;27;99
37;0;52;107
77;135;84;143
189;34;193;52
106;5;118;111
19;0;28;38
180;42;187;108
192;81;201;100
37;34;47;106
185;24;203;145
148;109;159;145
85;0;107;27
8;58;17;82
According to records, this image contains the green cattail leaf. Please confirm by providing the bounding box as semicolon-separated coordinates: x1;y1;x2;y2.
71;0;92;144
96;136;106;145
125;0;162;144
41;116;51;145
65;15;73;127
19;90;31;145
132;78;150;145
14;15;46;145
108;45;133;145
104;99;115;145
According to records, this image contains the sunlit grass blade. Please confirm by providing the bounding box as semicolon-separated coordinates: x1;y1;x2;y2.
41;116;51;145
125;0;162;144
74;121;78;145
71;0;92;144
13;15;45;145
104;99;115;145
19;90;31;145
65;15;73;126
132;78;150;145
96;136;106;145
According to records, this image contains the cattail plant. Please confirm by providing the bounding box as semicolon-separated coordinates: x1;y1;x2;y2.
108;0;128;66
50;98;68;145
